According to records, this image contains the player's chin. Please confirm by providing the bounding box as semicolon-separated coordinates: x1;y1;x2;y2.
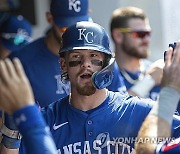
77;85;96;96
137;50;149;58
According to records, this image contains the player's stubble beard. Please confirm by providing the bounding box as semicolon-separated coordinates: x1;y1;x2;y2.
76;83;96;96
121;36;150;59
76;68;96;96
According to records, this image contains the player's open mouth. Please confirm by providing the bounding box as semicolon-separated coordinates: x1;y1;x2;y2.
80;73;92;79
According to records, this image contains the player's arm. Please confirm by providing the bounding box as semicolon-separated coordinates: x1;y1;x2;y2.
0;58;57;153
128;59;164;98
135;41;180;154
0;146;18;154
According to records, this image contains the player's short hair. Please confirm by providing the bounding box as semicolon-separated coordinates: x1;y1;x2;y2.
110;7;147;33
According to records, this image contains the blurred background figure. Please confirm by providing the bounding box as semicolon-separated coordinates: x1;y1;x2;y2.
108;6;163;101
0;14;32;59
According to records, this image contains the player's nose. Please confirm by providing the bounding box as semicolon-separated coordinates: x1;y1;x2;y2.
80;56;91;68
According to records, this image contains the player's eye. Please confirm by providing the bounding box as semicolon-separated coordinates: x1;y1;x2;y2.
71;54;81;59
90;54;98;58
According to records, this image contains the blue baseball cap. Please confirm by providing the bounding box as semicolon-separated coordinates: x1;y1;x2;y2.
50;0;92;28
0;15;32;51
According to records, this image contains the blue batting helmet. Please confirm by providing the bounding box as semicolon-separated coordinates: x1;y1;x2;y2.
59;21;112;57
59;21;114;89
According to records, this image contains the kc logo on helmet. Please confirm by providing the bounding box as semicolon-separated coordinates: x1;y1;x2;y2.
78;28;94;43
69;0;81;12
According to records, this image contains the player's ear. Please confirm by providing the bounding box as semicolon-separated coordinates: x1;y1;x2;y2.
60;57;67;72
46;12;54;26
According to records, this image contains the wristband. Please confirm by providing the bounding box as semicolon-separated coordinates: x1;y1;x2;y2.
1;112;21;149
1;124;22;139
150;87;180;125
1;136;21;149
13;105;46;134
130;74;155;97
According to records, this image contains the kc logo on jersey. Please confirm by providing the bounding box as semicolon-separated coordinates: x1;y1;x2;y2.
69;0;81;12
78;28;94;43
55;75;70;95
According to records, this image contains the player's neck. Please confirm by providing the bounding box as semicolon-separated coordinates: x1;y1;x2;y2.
45;31;60;56
69;89;108;111
115;49;141;73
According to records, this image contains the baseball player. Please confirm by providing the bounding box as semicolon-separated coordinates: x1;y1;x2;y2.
8;0;92;108
108;7;163;101
0;21;180;154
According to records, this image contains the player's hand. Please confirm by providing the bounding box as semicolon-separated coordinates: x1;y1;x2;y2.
147;59;164;85
0;58;35;114
161;41;180;92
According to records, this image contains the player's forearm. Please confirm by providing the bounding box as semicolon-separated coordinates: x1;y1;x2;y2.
135;115;170;154
135;87;179;154
0;144;18;154
128;74;155;98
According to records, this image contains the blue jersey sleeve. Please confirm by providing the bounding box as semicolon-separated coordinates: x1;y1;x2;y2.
13;105;57;154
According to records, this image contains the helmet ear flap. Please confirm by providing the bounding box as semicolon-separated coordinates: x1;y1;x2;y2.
92;58;115;89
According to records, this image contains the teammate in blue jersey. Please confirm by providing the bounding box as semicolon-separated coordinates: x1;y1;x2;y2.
0;21;180;154
8;0;92;108
108;7;164;101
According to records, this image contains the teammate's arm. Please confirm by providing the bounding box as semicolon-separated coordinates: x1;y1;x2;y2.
135;41;180;153
0;58;57;153
128;59;164;98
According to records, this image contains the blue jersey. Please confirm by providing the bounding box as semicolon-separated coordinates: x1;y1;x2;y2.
9;37;70;107
18;91;180;154
39;91;179;154
108;61;160;101
41;91;151;153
